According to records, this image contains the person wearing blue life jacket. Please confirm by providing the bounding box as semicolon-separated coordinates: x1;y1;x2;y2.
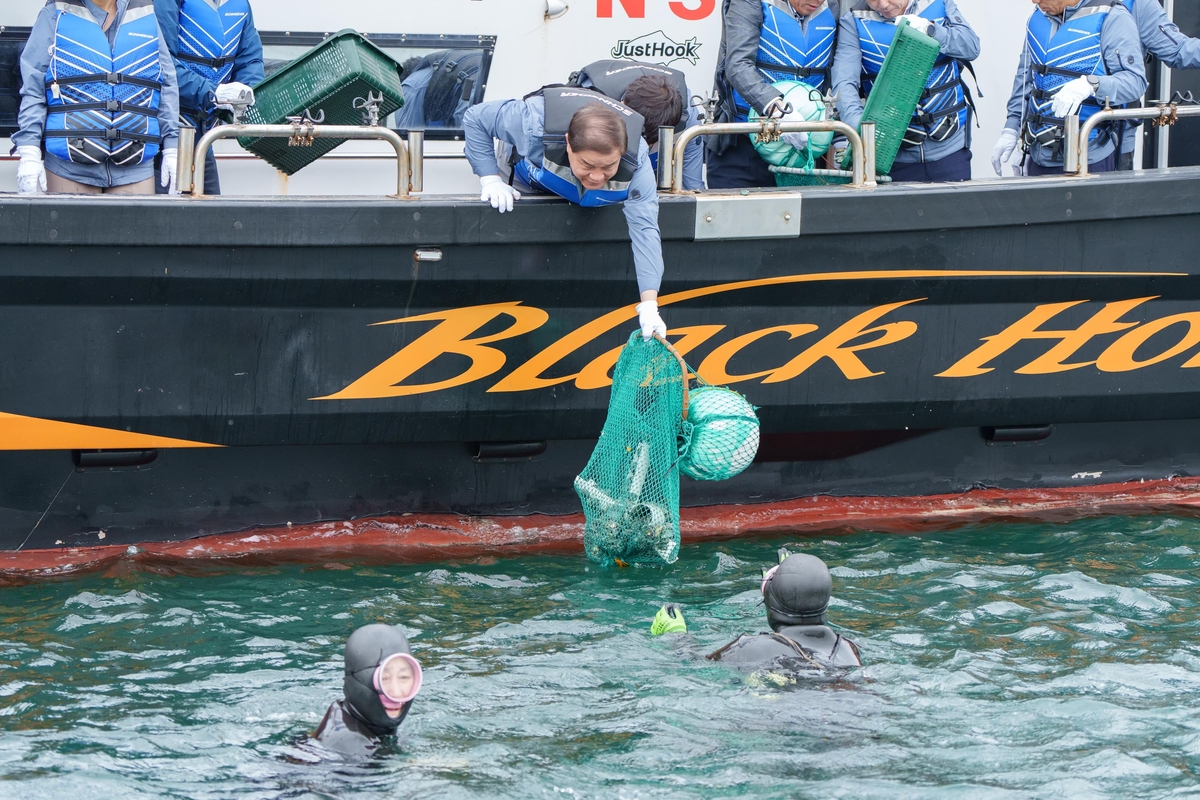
832;0;980;183
13;0;180;195
462;89;668;340
992;0;1146;177
709;0;841;189
153;0;263;195
393;50;481;131
1116;0;1200;170
569;60;705;191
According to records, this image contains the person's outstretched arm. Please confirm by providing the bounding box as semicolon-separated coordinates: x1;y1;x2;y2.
832;13;866;131
723;0;780;115
1132;0;1200;70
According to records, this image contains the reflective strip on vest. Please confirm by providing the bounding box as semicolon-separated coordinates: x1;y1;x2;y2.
523;87;643;208
177;0;251;128
1023;1;1114;149
853;0;970;145
575;60;689;134
44;0;163;166
733;0;838;121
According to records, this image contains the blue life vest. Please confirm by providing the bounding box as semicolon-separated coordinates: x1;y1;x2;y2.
853;0;972;147
43;0;164;166
513;87;644;208
732;0;839;121
1022;0;1116;157
176;0;252;128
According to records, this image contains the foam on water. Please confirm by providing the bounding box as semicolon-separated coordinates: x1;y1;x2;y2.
0;515;1198;798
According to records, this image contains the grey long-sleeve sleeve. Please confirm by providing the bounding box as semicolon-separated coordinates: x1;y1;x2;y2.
1130;0;1200;70
155;29;180;149
681;102;705;190
462;98;537;177
723;0;782;116
1005;3;1147;131
624;139;665;295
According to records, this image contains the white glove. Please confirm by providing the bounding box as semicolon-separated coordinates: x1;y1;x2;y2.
161;148;179;195
636;300;667;342
480;174;520;213
214;82;255;111
15;146;46;195
781;111;809;151
1051;76;1095;119
898;15;933;35
991;128;1019;177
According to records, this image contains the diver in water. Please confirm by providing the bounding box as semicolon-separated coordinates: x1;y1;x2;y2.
707;550;862;670
313;623;423;757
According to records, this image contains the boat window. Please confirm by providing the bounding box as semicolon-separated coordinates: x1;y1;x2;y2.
260;32;496;141
0;28;27;140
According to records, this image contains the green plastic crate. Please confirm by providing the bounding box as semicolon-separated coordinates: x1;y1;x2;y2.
840;18;938;174
238;29;405;175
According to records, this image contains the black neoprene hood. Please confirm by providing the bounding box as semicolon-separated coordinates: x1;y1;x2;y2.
764;554;833;630
342;624;415;736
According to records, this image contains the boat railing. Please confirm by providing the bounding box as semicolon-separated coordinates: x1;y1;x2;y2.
1065;99;1200;176
183;123;424;198
658;120;877;192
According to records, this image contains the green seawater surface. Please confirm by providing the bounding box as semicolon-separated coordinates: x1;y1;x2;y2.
1;516;1199;799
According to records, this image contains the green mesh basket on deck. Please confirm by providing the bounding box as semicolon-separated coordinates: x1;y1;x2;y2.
574;334;760;567
839;18;938;175
238;29;404;175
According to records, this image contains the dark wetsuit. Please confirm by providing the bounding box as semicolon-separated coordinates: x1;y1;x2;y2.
313;700;390;757
710;624;862;670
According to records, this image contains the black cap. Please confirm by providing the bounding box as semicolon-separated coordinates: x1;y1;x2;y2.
343;624;415;736
764;553;832;630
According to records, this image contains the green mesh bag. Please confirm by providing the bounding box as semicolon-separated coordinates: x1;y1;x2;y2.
574;332;685;567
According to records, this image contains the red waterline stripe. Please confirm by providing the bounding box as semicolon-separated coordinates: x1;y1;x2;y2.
3;476;1200;582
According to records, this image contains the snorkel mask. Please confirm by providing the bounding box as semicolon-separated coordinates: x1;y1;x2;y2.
760;548;792;595
372;652;423;710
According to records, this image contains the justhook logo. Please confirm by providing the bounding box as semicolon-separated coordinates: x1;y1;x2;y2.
611;30;701;66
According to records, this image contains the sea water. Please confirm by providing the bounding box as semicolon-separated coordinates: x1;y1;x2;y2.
1;515;1198;798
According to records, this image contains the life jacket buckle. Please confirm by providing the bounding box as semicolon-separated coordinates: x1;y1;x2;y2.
103;127;120;141
106;72;122;85
105;99;120;112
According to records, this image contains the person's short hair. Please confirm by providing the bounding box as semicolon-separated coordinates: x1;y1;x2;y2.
621;75;684;146
566;103;629;156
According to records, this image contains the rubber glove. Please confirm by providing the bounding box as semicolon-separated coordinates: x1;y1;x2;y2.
636;299;667;342
480;174;520;213
15;146;46;195
898;14;933;35
991;128;1019;176
214;82;255;111
161;148;179;195
1051;76;1095;119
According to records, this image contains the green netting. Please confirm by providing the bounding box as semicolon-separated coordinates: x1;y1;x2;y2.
575;333;685;567
678;387;760;481
238;29;405;176
839;18;939;175
575;334;762;567
748;80;833;171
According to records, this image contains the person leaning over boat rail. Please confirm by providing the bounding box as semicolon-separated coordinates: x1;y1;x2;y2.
1115;0;1200;170
462;89;668;341
569;60;705;191
707;0;841;189
832;0;980;183
992;0;1146;177
12;0;180;195
152;0;264;195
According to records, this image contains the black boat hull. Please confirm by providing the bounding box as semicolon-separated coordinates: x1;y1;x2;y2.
2;169;1200;554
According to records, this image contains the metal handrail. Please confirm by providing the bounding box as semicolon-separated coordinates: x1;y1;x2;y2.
1066;102;1200;175
189;124;420;197
661;119;875;191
